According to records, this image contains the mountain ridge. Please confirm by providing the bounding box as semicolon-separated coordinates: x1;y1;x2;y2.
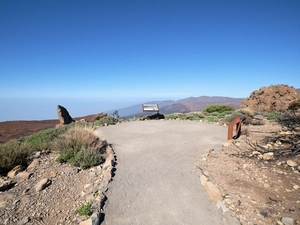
113;96;244;118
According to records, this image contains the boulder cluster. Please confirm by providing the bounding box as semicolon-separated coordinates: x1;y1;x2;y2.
240;84;300;112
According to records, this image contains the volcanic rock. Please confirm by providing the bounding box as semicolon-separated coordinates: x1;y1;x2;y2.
240;84;300;112
57;105;74;125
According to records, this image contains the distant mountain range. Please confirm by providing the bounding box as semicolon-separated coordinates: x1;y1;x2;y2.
109;96;244;118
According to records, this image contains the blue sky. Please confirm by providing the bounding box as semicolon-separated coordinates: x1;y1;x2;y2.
0;0;299;120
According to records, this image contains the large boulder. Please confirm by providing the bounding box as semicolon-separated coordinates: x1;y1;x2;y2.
240;84;300;112
57;105;74;125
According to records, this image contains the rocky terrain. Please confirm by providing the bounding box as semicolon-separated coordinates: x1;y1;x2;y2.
198;118;300;225
0;137;115;225
240;84;300;112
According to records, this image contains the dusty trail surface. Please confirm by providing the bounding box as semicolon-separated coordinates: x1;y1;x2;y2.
99;120;228;225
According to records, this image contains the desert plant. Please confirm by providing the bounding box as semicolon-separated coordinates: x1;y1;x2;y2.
74;201;93;216
18;125;71;151
54;127;106;169
202;104;235;113
92;116;118;126
0;140;33;175
267;112;280;120
165;114;178;120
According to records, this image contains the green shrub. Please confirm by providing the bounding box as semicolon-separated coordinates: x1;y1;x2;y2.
54;127;106;169
165;114;178;120
0;140;34;175
18;125;71;151
206;116;219;123
203;104;235;113
92;116;118;126
74;201;93;216
267;112;280;120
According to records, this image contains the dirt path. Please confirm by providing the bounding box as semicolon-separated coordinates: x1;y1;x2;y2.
99;120;233;225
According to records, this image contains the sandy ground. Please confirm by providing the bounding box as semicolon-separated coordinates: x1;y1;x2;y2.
99;120;232;225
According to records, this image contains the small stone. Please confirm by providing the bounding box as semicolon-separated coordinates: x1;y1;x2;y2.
200;174;207;186
89;172;96;180
281;217;294;225
79;219;92;225
216;201;228;214
287;160;297;167
276;170;284;175
292;185;299;190
27;159;40;169
16;172;32;180
250;151;261;157
264;183;270;188
262;152;274;160
35;178;51;192
297;166;300;172
7;165;23;178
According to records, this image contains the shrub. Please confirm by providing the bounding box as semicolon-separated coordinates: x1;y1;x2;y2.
93;116;118;126
0;140;33;175
202;104;235;113
224;111;243;123
165;114;178;120
54;127;106;169
75;201;93;216
267;112;280;120
18;125;71;151
206;116;219;123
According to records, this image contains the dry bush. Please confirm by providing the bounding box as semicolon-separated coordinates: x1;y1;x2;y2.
0;140;34;175
53;126;107;169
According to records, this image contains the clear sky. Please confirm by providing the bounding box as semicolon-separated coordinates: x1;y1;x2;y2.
0;0;299;121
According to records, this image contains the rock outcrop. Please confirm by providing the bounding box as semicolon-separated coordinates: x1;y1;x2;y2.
240;84;300;112
57;105;74;125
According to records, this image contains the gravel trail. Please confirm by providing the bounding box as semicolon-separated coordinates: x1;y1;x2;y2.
99;120;228;225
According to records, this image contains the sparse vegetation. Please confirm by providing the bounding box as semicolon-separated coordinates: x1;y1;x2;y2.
54;127;106;169
266;112;280;120
0;117;116;174
93;116;119;126
18;124;72;151
202;104;235;113
74;201;93;216
0;140;34;175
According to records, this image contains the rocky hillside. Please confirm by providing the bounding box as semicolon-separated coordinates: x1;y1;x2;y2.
240;84;300;112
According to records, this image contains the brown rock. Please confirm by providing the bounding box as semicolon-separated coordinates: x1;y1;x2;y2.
57;105;74;125
7;165;23;178
16;172;32;180
35;178;51;192
240;84;300;112
204;181;222;202
27;159;40;169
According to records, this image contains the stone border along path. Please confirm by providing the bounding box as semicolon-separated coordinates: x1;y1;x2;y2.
97;120;240;225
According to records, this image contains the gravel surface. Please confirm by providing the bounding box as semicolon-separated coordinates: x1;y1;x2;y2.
99;120;231;225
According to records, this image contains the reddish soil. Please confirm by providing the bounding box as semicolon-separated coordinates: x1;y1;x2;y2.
0;114;97;143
